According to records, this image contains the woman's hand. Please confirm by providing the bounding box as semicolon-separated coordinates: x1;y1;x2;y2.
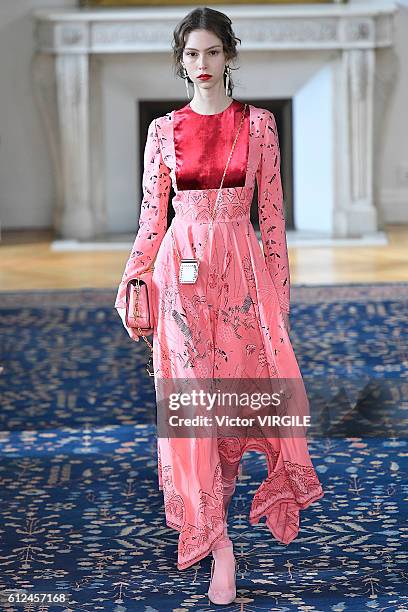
116;307;140;342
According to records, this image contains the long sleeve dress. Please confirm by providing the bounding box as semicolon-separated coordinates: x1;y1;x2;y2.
114;99;324;570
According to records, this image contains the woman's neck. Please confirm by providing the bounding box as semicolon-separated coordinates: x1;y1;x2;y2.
189;94;233;116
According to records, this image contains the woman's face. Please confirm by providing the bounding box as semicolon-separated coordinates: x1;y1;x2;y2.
182;29;228;91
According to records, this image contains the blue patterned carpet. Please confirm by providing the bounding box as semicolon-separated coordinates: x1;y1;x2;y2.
0;283;407;612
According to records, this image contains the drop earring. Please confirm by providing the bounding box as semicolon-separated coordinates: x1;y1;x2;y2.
225;65;231;96
182;66;191;100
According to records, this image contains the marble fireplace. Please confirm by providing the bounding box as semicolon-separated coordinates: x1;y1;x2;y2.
33;2;396;241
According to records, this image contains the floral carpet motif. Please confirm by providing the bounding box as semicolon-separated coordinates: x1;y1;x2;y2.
0;282;407;611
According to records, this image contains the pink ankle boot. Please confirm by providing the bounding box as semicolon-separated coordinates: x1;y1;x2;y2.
207;472;237;604
207;544;237;605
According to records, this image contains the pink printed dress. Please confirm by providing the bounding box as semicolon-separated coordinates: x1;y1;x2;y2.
115;99;324;570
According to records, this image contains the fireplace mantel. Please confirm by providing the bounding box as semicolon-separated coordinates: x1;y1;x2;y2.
35;3;395;54
33;2;397;239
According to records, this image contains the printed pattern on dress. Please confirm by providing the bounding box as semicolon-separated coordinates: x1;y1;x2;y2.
114;118;171;310
115;104;324;571
256;110;290;315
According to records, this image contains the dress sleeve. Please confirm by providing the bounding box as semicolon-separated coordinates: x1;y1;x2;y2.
114;118;171;310
256;110;290;315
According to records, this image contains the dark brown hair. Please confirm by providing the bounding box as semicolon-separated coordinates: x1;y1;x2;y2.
172;7;241;97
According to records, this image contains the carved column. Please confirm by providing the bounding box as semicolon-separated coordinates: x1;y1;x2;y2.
34;20;97;239
344;47;377;235
55;52;94;239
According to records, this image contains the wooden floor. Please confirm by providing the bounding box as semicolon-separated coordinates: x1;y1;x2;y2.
0;224;407;291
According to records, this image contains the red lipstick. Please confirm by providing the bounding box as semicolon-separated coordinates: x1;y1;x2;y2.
198;74;212;80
